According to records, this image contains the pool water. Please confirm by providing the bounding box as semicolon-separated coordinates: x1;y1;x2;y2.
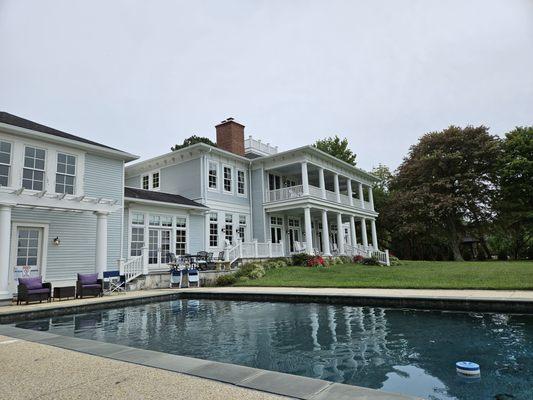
16;299;533;400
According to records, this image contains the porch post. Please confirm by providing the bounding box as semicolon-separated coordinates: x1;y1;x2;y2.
347;179;353;206
336;213;345;255
304;206;313;255
0;204;13;301
321;209;331;256
368;186;374;211
370;219;378;250
95;211;108;278
361;218;368;248
358;182;365;209
318;167;326;199
334;173;340;203
301;161;310;196
349;215;357;247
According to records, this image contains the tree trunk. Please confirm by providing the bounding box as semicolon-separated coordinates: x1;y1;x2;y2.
447;217;464;261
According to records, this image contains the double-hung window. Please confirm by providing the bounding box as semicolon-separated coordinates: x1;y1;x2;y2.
238;215;246;241
176;217;187;255
56;153;76;194
130;212;145;257
152;172;160;189
23;146;46;190
0;140;11;186
208;161;218;190
142;175;149;190
209;213;218;247
141;171;160;190
237;170;245;195
223;166;232;193
225;214;233;245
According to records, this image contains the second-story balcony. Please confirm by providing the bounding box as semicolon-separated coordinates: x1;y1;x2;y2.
266;183;373;211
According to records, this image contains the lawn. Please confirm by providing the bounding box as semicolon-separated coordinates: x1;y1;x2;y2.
234;260;533;290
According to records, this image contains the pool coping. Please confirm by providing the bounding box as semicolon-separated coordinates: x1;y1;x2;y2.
0;324;420;400
1;287;533;324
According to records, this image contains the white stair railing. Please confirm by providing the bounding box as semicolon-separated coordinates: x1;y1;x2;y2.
119;247;148;284
344;244;390;266
225;240;285;264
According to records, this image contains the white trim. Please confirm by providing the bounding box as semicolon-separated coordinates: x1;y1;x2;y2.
124;197;207;211
8;221;49;294
140;169;161;191
203;199;250;213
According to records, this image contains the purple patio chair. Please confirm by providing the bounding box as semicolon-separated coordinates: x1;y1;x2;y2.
17;276;51;305
76;273;103;299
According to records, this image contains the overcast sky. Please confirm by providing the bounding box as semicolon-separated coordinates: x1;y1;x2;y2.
1;0;532;171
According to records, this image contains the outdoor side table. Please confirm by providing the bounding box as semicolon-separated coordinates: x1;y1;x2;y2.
53;286;76;301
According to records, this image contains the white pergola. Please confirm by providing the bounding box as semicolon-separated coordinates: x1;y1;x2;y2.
0;187;121;301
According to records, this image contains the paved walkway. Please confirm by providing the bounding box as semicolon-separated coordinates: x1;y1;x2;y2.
0;334;286;400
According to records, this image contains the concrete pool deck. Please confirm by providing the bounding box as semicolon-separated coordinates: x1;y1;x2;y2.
1;286;533;324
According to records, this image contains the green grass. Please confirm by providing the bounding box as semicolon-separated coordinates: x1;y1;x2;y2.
234;260;533;290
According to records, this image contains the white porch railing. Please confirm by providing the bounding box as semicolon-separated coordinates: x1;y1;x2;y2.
225;240;285;264
119;247;148;284
339;193;352;206
344;244;390;266
325;189;338;202
308;185;323;198
267;185;304;202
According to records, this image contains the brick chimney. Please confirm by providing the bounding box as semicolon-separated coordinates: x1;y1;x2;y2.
215;118;245;156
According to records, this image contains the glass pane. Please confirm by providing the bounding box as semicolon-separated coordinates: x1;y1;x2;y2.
36;149;45;159
67;155;76;165
65;175;74;185
25;147;35;157
24;158;34;168
0;153;9;164
58;153;66;163
0;141;11;153
57;163;66;173
35;159;45;170
66;165;75;175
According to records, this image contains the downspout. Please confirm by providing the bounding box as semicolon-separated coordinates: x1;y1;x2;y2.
119;160;125;263
248;160;254;240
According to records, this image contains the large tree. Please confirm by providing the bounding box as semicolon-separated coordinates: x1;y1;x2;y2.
314;135;356;165
387;126;501;261
171;135;216;151
494;126;533;259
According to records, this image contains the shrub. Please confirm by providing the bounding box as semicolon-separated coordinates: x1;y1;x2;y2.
247;265;266;279
292;253;312;266
264;261;279;270
307;256;325;267
361;256;380;265
275;260;288;268
331;256;343;265
215;273;237;286
235;262;261;278
353;255;365;264
340;256;352;264
389;256;401;266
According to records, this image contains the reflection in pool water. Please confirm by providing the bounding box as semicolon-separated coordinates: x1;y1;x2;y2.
15;300;533;400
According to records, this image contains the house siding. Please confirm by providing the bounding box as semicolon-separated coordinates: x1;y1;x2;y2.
160;159;202;200
188;213;205;254
251;168;265;241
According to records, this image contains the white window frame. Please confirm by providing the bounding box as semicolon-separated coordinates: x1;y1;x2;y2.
209;212;219;248
237;169;246;197
224;213;234;245
141;175;150;190
140;169;161;191
238;215;247;241
208;161;219;191
22;145;47;191
223;165;233;194
0;139;13;187
175;216;187;256
55;152;77;195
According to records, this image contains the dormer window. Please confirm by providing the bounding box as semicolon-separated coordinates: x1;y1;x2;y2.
141;170;160;191
152;172;160;189
142;175;149;190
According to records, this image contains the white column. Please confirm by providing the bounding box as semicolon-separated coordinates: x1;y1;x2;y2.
304;207;313;255
347;179;353;206
321;209;331;256
361;218;368;248
95;211;108;278
336;213;344;255
0;205;12;300
301;161;309;196
334;173;340;202
318;167;326;199
358;182;365;209
368;186;374;211
370;219;378;250
349;215;357;247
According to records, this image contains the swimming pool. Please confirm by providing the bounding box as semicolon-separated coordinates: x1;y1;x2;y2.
15;299;533;399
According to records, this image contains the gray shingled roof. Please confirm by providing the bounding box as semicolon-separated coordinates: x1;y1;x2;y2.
124;187;207;208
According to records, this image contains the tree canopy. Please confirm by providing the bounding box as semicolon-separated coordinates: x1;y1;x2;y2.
314;135;357;165
171;135;216;151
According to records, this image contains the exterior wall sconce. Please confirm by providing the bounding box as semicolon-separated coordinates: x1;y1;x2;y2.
53;237;61;246
221;228;226;233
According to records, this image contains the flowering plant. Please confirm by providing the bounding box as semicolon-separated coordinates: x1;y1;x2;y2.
307;256;325;267
353;255;364;264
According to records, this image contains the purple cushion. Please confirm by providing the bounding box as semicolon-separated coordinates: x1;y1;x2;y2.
81;284;101;289
19;276;43;290
27;288;50;294
78;273;98;285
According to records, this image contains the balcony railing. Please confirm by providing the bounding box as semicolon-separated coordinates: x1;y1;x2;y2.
266;184;374;211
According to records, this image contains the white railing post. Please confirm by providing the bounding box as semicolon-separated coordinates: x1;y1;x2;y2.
142;247;149;275
280;240;285;257
238;240;243;259
117;259;125;275
268;240;272;257
385;249;390;266
301;162;310;196
254;239;258;258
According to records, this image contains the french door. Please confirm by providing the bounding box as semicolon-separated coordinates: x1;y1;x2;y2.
148;229;171;268
288;217;301;253
12;226;43;289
